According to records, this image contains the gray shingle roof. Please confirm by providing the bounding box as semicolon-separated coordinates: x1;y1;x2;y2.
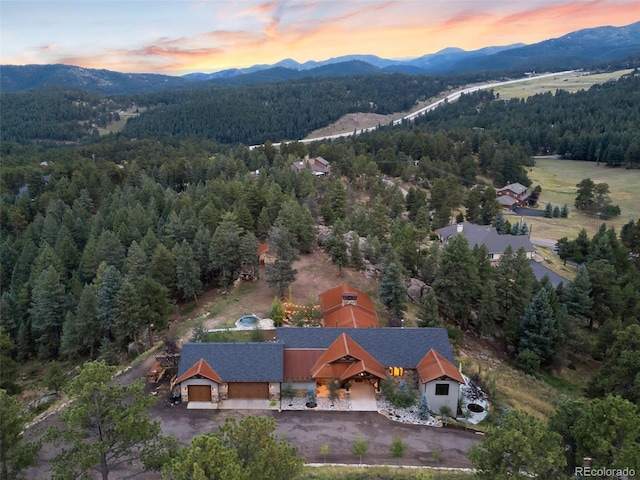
497;182;528;194
178;342;284;382
436;222;535;255
274;327;455;368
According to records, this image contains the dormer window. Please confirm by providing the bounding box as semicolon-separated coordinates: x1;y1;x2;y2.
342;293;358;307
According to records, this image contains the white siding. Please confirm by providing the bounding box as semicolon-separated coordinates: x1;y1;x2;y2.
423;379;459;415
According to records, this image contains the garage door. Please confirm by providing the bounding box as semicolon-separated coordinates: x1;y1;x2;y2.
188;385;211;402
228;382;269;399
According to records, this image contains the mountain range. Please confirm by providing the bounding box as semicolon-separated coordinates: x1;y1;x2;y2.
2;21;640;94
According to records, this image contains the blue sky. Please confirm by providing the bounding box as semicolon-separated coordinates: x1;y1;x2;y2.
2;0;639;76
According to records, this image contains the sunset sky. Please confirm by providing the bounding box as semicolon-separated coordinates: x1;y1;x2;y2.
2;0;639;76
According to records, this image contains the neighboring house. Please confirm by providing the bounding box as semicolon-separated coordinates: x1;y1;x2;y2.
319;284;379;328
258;243;274;265
436;222;536;262
290;155;331;176
176;327;464;415
496;182;531;209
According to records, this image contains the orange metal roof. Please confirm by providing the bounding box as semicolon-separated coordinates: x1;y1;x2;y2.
283;349;325;381
319;284;379;328
310;333;387;381
416;349;465;384
174;358;223;384
258;243;269;255
323;305;379;328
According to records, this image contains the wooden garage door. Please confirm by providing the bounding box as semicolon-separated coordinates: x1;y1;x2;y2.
228;382;269;399
188;385;211;402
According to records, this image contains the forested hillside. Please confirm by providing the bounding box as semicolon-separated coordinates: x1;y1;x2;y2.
415;72;640;167
1;67;639;478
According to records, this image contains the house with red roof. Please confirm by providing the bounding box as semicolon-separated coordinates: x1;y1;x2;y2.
319;284;379;328
176;327;464;415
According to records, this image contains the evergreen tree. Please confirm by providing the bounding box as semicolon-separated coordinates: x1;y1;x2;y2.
518;286;559;368
162;434;248;480
379;260;407;327
416;288;440;327
560;204;569;218
214;416;303;480
349;233;364;270
320;178;347;225
552;205;560;218
48;361;177;480
326;220;349;276
123;241;148;285
494;246;535;333
470;409;566;480
175;240;202;303
114;280;144;351
544;202;553;218
265;225;298;298
418;394;430;420
60;283;101;359
209;214;243;291
0;327;20;394
148;243;177;298
433;235;481;328
95;264;122;340
463;188;483;224
30;265;66;358
0;390;41;479
492;211;506;234
477;279;500;333
238;232;260;280
562;266;592;325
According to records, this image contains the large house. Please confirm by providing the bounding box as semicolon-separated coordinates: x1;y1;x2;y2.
436;222;535;262
176;327;464;414
496;182;531;209
319;284;379;328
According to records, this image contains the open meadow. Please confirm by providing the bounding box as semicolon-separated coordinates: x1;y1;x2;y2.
493;69;633;100
519;158;640;242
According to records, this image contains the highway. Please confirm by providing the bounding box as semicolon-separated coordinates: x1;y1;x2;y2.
249;70;575;149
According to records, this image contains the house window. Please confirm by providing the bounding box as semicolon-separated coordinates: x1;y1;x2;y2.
435;384;449;396
388;367;404;377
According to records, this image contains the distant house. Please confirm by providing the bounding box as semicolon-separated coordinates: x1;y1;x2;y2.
319;284;379;328
176;327;464;414
496;182;531;209
290;155;331;176
436;222;535;262
258;243;274;265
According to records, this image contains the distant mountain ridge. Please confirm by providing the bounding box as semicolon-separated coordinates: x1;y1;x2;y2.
2;21;639;94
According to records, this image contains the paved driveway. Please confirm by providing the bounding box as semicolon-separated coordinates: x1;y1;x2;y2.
151;403;480;468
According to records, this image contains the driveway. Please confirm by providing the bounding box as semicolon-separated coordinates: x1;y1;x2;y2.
152;402;480;468
512;206;546;217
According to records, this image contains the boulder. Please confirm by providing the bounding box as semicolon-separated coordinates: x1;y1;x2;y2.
406;278;429;305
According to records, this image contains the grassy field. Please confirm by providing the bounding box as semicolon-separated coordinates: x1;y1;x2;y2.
494;69;633;100
521;158;640;242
